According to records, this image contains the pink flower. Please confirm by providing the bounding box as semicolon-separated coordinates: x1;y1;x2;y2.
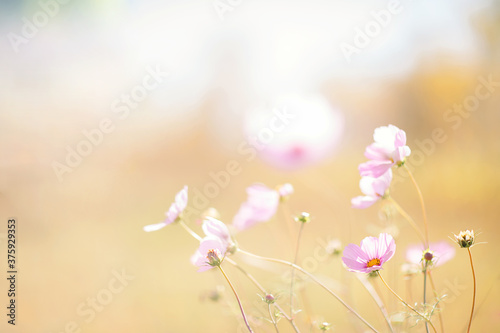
143;186;188;232
232;183;292;231
244;93;344;170
406;241;455;268
191;236;228;272
358;125;411;177
202;217;231;244
342;233;396;273
277;183;294;198
352;169;392;209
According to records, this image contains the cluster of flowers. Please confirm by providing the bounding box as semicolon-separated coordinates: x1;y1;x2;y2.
145;124;478;333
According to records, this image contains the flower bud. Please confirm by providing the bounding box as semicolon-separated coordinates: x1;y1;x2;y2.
319;322;332;331
295;212;310;224
206;249;223;267
454;230;475;248
423;250;434;262
265;294;275;304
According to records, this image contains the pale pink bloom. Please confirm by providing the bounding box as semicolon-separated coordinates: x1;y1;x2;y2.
342;233;396;273
406;241;455;268
352;169;392;209
277;183;294;197
244;94;344;170
202;217;231;244
232;183;292;231
143;186;188;232
358;125;411;177
191;236;228;272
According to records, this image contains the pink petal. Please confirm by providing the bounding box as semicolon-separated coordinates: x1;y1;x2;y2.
371;169;392;196
351;195;378;209
143;222;167;232
359;177;377;196
394;129;407;147
175;186;189;211
202;217;230;242
360;236;379;260
406;244;424;264
342;257;370;273
343;243;370;262
358;160;393;178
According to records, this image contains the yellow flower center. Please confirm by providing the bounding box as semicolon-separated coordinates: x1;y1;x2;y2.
367;258;381;268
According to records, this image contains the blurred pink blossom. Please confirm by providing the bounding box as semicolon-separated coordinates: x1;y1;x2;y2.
358;125;411;177
244;94;344;170
232;183;292;231
143;186;188;232
352;169;392;209
406;241;456;268
342;233;396;273
191;236;227;272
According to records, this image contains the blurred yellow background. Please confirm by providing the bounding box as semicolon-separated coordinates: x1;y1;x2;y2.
1;0;499;332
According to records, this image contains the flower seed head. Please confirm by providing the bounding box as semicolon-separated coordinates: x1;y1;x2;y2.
454;230;475;248
319;322;332;331
423;250;434;262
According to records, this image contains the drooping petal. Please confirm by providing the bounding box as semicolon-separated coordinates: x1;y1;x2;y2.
351;195;378;209
371;169;392;197
143;222;167;232
232;184;280;231
358;160;393;178
144;186;189;232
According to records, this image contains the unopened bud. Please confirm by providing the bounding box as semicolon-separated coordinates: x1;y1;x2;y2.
295;212;310;224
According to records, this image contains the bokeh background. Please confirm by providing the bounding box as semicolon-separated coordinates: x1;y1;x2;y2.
1;0;499;332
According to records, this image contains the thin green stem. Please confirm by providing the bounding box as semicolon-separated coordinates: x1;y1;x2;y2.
428;271;445;333
225;258;300;333
268;303;280;333
238;249;379;333
387;197;426;245
377;271;437;333
423;264;430;333
467;248;476;333
356;275;394;333
290;222;305;318
403;165;429;247
178;219;202;241
218;265;254;333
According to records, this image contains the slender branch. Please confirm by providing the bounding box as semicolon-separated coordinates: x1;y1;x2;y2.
403;165;429;247
238;249;379;333
178;219;202;241
268;303;280;333
423;264;430;333
225;258;301;333
377;271;437;333
387;197;426;245
356;275;394;333
428;270;445;333
290;222;305;318
218;265;254;333
467;248;476;333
